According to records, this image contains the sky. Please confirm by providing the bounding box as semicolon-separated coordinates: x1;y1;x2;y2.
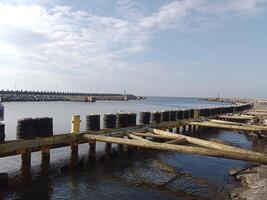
0;0;267;98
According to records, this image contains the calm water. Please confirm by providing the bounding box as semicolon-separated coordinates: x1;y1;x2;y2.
0;97;264;200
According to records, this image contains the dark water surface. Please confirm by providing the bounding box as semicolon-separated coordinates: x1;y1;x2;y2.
0;97;264;200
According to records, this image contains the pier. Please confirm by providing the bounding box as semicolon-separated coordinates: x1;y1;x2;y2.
0;103;264;163
1;101;267;189
0;90;138;102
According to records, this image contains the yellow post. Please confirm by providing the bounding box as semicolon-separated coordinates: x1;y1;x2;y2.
71;115;81;162
71;115;81;134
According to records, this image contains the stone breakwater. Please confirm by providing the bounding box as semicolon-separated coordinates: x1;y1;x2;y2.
0;90;138;102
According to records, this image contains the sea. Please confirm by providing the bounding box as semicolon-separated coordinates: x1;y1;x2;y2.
0;97;265;200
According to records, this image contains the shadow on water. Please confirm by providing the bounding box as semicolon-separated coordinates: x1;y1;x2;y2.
1;131;256;200
1;148;221;200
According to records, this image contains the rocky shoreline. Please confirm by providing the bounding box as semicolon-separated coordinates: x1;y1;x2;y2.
229;165;267;200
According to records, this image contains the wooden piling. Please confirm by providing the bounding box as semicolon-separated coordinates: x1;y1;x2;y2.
88;139;96;162
105;143;112;157
181;125;186;134
187;125;192;133
126;135;134;154
0;173;8;190
117;135;124;156
41;147;50;163
118;143;124;155
71;115;80;160
21;149;31;167
192;125;197;133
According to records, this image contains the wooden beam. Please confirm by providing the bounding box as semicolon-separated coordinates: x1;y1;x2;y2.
128;134;152;143
165;138;187;144
153;129;264;156
208;120;267;130
254;109;267;113
209;119;244;126
83;134;267;164
189;121;265;132
132;132;176;139
0;126;152;158
218;115;256;120
247;112;267;117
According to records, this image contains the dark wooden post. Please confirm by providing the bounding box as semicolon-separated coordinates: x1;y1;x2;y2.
21;149;31;167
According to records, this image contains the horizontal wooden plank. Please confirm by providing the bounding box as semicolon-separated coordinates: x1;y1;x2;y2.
83;134;267;164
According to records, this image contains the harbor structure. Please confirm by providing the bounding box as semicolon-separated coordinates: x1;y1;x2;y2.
0;90;139;102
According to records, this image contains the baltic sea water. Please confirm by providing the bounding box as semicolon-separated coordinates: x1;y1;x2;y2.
0;97;263;200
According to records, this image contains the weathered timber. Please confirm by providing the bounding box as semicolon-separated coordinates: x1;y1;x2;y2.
0;133;83;157
247;112;267;117
165;138;187;144
210;138;228;145
132;132;178;139
83;134;267;164
153;129;265;156
209;119;244;126
41;147;50;162
0;124;156;158
254;109;267;113
218;115;256;120
21;149;31;166
128;134;152;143
188;121;267;132
209;119;267;130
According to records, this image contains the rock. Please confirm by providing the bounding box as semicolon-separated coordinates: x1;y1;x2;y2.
230;165;267;199
215;187;232;200
258;165;267;179
229;167;246;176
239;187;267;200
235;167;258;180
230;186;248;198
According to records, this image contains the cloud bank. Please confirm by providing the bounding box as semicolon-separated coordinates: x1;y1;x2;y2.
0;0;266;94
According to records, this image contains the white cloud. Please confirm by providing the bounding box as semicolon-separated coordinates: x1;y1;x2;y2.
0;3;149;75
139;0;201;29
139;0;267;30
0;0;266;91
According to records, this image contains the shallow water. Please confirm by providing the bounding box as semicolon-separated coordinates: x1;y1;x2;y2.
0;97;264;200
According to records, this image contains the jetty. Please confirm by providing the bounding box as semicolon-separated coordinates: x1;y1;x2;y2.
0;90;139;102
1;101;267;189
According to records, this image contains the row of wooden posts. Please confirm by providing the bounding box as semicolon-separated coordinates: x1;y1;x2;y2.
2;103;254;166
0;103;254;189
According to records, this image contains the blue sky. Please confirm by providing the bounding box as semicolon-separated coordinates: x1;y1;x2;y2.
0;0;266;98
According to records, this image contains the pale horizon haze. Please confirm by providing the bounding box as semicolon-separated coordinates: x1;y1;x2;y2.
0;0;267;99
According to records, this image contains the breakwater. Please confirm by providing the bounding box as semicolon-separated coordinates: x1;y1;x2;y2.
1;98;265;199
0;103;254;160
0;90;138;102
